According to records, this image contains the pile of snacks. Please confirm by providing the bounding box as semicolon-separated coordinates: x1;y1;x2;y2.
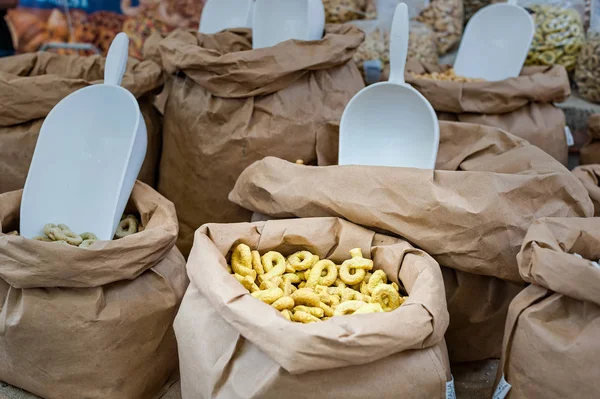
353;27;389;79
410;68;485;82
227;244;406;323
525;4;584;71
575;30;600;102
323;0;376;23
416;0;464;55
5;214;142;248
408;21;439;66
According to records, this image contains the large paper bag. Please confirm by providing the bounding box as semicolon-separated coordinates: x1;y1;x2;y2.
152;26;365;256
0;53;163;192
406;61;570;165
176;217;452;398
229;121;593;362
0;181;188;399
494;217;600;398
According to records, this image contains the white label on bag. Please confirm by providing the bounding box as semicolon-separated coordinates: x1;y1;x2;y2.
446;376;456;399
493;375;512;399
565;126;574;147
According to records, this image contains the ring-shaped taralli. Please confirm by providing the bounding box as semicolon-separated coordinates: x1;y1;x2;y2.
44;223;58;238
33;235;52;242
272;296;295;311
251;288;284;304
333;300;367;316
292;310;320;323
231;243;256;279
290;288;321;307
367;269;388;294
50;227;83;246
306;260;338;288
80;232;97;241
287;251;318;271
115;217;138;239
251;250;264;275
260;251;286;282
339;263;366;285
372;284;402;312
234;273;260;293
79;239;96;248
353;303;384;314
293;305;324;318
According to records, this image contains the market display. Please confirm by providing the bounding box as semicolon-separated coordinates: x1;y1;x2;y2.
230;121;592;362
0;182;188;399
573;164;600;216
228;244;406;322
408;21;439;66
494;217;600;399
175;217;452;399
524;3;584;71
575;29;600;102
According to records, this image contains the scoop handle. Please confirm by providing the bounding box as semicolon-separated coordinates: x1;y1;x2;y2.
104;32;129;87
388;3;409;84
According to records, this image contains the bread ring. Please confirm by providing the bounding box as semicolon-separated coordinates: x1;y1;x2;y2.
290;288;321;307
272;296;295;311
260;251;286;282
319;302;334;317
293;305;324;318
80;232;97;241
44;223;58;238
292;310;320;323
306;260;338;288
115;216;138;238
260;276;283;290
50;227;83;246
231;243;257;280
333;300;367;316
339;248;373;285
372;284;403;312
367;269;388;294
287;251;318;271
251;250;265;275
251;288;284;304
79;240;96;248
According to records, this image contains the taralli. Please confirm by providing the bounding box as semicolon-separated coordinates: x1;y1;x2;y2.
408;21;439;66
306;259;338;288
287;251;318;271
372;284;403;312
323;0;376;23
525;4;584;71
227;247;407;323
575;30;600;103
115;215;138;239
231;243;257;280
416;0;464;55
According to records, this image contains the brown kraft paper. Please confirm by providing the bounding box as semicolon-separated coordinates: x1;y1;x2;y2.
175;217;451;398
405;61;570;165
573;164;600;216
151;26;365;256
0;181;189;399
229;121;593;362
580;114;600;165
494;217;600;398
0;52;164;193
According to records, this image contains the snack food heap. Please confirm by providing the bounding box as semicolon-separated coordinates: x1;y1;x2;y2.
6;214;143;248
228;244;407;323
411;68;485;82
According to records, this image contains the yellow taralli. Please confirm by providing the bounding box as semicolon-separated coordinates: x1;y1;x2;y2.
228;245;408;323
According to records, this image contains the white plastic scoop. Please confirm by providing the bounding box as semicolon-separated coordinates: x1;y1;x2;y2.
252;0;325;49
20;33;147;241
199;0;254;34
454;0;534;81
339;2;439;169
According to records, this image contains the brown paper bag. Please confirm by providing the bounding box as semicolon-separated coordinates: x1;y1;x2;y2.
494;217;600;398
176;217;451;398
0;181;188;399
573;164;600;216
229;121;593;362
0;52;164;193
151;26;365;256
580;114;600;165
405;61;571;165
